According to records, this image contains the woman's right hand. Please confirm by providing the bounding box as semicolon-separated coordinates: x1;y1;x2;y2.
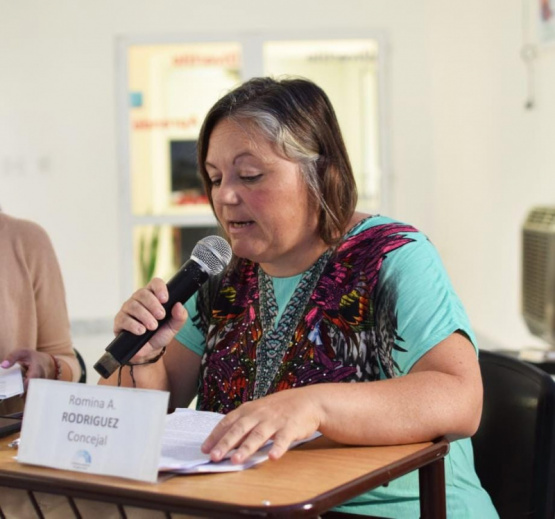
113;277;188;360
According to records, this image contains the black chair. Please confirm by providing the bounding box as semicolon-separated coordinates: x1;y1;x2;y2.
472;350;555;518
74;348;87;383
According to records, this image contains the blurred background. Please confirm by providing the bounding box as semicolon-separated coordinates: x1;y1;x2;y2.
1;0;554;382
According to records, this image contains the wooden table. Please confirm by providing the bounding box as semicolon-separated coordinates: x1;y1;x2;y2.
0;433;449;518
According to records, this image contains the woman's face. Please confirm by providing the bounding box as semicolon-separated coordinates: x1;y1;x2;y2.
205;118;326;277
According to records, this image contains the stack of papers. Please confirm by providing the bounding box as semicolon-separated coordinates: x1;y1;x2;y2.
0;365;24;399
158;408;319;474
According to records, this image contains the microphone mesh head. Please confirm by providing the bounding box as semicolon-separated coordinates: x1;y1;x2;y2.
191;235;232;275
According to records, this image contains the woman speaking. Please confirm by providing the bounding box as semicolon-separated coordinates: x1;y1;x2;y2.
103;77;498;518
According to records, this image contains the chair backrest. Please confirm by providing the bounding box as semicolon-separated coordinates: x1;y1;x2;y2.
472;350;555;518
74;348;87;384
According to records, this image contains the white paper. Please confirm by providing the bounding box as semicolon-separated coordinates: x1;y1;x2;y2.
158;409;220;470
0;364;24;399
158;408;320;474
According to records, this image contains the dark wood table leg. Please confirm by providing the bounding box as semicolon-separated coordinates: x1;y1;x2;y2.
419;457;446;519
27;491;45;519
67;496;83;518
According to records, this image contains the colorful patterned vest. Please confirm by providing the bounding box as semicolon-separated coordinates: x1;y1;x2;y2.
196;221;417;414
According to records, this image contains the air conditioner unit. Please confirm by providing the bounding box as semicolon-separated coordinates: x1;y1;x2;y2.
522;206;555;347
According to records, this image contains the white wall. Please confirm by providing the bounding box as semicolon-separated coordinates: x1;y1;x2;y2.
428;0;555;351
1;0;553;369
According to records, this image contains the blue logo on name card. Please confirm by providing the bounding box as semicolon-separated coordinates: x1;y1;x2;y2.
72;450;92;470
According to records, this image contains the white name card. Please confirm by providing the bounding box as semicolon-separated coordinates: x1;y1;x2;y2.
18;379;169;482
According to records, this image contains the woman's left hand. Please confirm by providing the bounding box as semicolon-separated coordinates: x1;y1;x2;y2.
201;387;322;464
1;349;56;389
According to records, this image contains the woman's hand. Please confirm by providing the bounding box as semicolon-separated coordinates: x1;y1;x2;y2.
1;349;56;389
113;277;187;361
201;334;483;462
201;387;322;464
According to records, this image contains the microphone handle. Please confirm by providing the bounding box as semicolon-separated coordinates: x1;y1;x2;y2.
94;261;208;378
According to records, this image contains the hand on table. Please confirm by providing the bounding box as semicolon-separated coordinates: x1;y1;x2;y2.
1;349;56;390
201;387;322;464
114;277;188;361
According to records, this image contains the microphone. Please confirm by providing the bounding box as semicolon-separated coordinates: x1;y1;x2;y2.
94;235;232;379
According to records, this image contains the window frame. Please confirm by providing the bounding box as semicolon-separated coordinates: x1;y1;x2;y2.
116;30;391;299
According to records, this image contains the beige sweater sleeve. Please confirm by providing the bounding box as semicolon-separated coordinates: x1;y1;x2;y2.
0;214;80;382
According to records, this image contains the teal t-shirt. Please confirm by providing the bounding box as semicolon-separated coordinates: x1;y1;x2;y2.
176;216;498;518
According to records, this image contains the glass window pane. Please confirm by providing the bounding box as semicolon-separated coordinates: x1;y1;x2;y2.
128;42;242;216
263;40;381;210
133;224;221;289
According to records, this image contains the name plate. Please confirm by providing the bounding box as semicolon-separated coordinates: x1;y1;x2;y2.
18;379;169;482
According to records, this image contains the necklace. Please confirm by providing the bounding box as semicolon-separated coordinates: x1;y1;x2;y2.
254;249;332;399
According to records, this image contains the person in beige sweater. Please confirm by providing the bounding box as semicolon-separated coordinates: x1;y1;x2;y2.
1;214;167;517
0;211;80;415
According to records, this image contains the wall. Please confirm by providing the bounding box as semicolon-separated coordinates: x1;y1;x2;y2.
0;0;553;377
428;0;555;351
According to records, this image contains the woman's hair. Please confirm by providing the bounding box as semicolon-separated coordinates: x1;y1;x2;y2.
197;77;358;244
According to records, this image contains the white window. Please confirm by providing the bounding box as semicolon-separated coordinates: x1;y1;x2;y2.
117;32;389;296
